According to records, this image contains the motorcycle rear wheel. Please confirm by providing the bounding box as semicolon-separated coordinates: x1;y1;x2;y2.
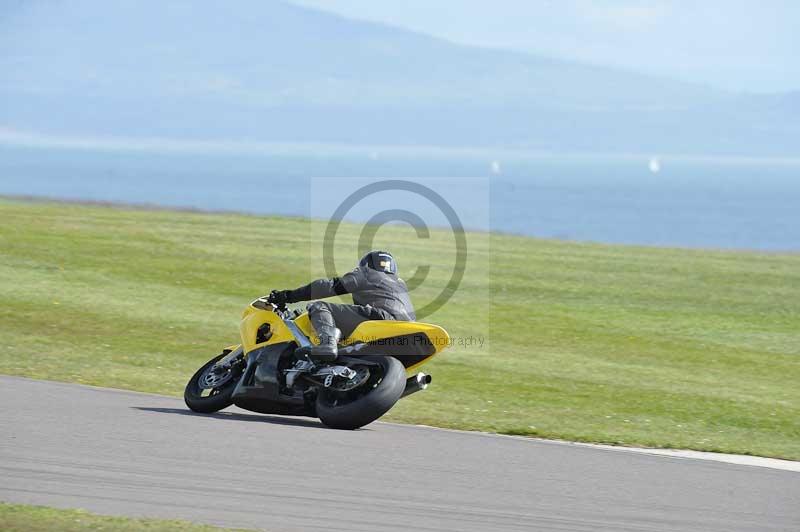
184;352;241;414
316;355;405;430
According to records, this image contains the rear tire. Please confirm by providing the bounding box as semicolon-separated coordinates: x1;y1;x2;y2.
184;352;240;414
316;355;405;430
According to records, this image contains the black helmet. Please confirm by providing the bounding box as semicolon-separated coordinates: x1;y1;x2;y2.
359;250;397;274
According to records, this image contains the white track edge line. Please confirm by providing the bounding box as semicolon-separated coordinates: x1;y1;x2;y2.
389;422;800;473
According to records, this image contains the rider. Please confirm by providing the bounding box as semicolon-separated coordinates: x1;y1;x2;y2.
268;250;416;361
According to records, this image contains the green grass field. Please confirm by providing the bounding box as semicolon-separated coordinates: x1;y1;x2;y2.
0;503;251;532
1;198;798;459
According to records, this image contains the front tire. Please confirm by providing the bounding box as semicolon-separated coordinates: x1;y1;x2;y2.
316;355;406;430
184;352;241;414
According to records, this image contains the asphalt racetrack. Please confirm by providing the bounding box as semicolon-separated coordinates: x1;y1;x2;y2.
1;376;798;531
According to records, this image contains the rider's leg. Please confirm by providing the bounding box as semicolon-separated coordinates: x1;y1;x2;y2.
306;302;377;361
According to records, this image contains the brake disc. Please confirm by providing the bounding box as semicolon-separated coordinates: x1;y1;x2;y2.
199;364;234;389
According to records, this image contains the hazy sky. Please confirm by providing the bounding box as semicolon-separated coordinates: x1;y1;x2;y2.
291;0;799;93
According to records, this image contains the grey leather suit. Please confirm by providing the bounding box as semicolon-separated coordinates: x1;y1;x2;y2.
286;266;416;338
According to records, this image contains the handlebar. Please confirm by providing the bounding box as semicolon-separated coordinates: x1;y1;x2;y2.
252;295;292;318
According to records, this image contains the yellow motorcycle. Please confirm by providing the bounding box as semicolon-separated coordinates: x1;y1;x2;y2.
184;295;450;429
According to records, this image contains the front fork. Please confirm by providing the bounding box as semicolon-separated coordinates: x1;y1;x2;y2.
213;345;244;369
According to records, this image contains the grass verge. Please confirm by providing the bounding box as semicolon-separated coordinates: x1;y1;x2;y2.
1;198;798;459
0;503;252;532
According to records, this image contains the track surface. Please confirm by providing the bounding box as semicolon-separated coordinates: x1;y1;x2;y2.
1;376;798;532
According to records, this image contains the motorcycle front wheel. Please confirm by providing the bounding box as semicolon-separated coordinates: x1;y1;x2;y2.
184;352;242;414
316;355;406;430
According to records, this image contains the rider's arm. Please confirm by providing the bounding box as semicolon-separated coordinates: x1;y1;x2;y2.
285;277;349;303
338;266;370;294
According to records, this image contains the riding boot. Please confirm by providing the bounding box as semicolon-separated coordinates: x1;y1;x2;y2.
313;327;341;362
308;303;341;362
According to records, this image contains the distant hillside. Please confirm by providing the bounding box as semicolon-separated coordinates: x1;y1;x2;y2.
0;0;797;155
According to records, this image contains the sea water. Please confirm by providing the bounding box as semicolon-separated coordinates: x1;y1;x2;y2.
1;145;797;250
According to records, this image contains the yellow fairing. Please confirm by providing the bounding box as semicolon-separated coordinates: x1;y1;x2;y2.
347;320;450;374
292;312;316;339
239;305;295;354
239;303;450;374
347;320;449;354
285;311;450;355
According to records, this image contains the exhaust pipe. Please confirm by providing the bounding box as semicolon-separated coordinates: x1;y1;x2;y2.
402;373;432;398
